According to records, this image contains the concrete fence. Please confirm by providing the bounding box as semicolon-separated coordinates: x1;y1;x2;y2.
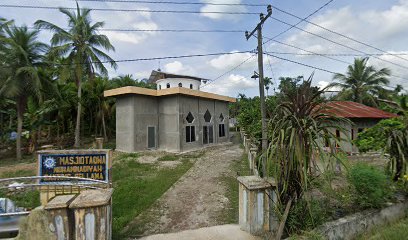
15;188;113;240
240;130;260;177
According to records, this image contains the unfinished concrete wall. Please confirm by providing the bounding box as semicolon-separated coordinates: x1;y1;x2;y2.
215;100;230;144
115;95;136;152
179;95;201;152
133;95;158;151
158;95;180;152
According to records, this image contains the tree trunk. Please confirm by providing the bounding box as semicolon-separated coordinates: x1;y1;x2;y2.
276;197;293;240
102;110;108;141
16;98;24;160
74;80;82;148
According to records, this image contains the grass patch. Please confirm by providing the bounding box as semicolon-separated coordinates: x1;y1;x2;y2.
157;154;179;161
220;153;250;224
0;169;36;178
355;217;408;240
111;153;194;239
0;155;35;167
0;190;40;210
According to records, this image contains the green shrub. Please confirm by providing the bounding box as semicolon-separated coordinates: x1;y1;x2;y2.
348;163;392;208
354;118;405;152
286;199;330;234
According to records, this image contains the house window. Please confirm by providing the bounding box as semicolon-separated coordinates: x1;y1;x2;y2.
351;129;355;140
186;112;194;123
336;130;340;147
204;109;212;122
190;84;193;89
219;113;224;122
219;124;225;137
178;82;182;87
186;126;196;143
166;83;170;88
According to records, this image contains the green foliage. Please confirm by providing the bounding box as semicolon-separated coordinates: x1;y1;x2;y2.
0;189;40;210
111;154;194;239
348;163;392;208
286;199;330;234
386;127;408;181
157;154;179;161
355;118;405;152
330;57;390;106
355;217;408;240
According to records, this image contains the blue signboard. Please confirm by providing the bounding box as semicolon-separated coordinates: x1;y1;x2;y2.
38;151;109;184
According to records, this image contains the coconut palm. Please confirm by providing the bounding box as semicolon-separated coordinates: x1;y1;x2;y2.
35;3;117;148
0;25;48;160
331;57;390;106
264;77;273;96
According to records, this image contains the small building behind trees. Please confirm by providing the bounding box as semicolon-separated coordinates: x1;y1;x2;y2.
104;70;235;152
323;101;398;153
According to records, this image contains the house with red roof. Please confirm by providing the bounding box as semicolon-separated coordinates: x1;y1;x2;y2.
323;101;398;153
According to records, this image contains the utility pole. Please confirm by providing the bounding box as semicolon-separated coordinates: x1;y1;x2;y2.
246;5;272;176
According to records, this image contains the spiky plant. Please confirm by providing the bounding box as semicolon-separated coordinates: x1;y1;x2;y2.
265;74;349;239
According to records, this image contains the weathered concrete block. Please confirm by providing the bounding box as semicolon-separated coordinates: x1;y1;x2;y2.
237;176;277;236
69;189;114;240
15;207;57;240
44;194;77;240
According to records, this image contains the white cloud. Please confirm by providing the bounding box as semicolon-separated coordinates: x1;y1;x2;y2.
208;51;259;70
163;61;196;75
203;74;257;96
200;0;247;21
93;6;158;45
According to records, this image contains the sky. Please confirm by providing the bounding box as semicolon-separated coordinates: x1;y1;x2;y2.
2;0;408;98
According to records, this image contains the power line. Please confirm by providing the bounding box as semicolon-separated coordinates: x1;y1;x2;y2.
53;50;254;65
269;16;408;71
42;0;269;7
0;4;259;14
27;26;245;33
270;4;408;63
270;0;335;40
201;53;257;88
265;52;338;74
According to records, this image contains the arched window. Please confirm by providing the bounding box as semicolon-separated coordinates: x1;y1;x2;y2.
178;83;182;87
190;84;193;89
166;83;170;88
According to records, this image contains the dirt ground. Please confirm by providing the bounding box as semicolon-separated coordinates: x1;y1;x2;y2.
125;142;243;237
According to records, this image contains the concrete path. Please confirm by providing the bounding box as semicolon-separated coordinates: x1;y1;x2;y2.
126;143;243;237
140;224;260;240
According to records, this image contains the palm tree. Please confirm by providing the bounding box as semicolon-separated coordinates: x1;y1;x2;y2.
35;3;117;148
0;25;48;160
331;57;390;106
264;77;273;96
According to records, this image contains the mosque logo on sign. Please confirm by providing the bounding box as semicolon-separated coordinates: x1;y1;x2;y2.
44;157;56;169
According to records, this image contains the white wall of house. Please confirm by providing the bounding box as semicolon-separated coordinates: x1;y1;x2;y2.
156;78;201;90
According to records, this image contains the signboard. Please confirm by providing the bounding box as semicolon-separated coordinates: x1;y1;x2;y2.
38;150;110;184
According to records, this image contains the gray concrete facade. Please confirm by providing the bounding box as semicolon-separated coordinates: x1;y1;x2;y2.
115;94;230;152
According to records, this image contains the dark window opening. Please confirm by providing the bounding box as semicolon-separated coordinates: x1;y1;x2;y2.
203;126;213;144
178;82;182;87
336;130;340;147
204;109;212;122
186;112;194;123
219;113;224;122
351;129;355;140
219;124;225;137
166;83;170;88
186;126;196;143
190;84;193;89
159;85;161;90
358;128;364;133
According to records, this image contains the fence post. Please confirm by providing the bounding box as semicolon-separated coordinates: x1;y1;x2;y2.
249;147;258;174
69;189;114;240
237;176;277;236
